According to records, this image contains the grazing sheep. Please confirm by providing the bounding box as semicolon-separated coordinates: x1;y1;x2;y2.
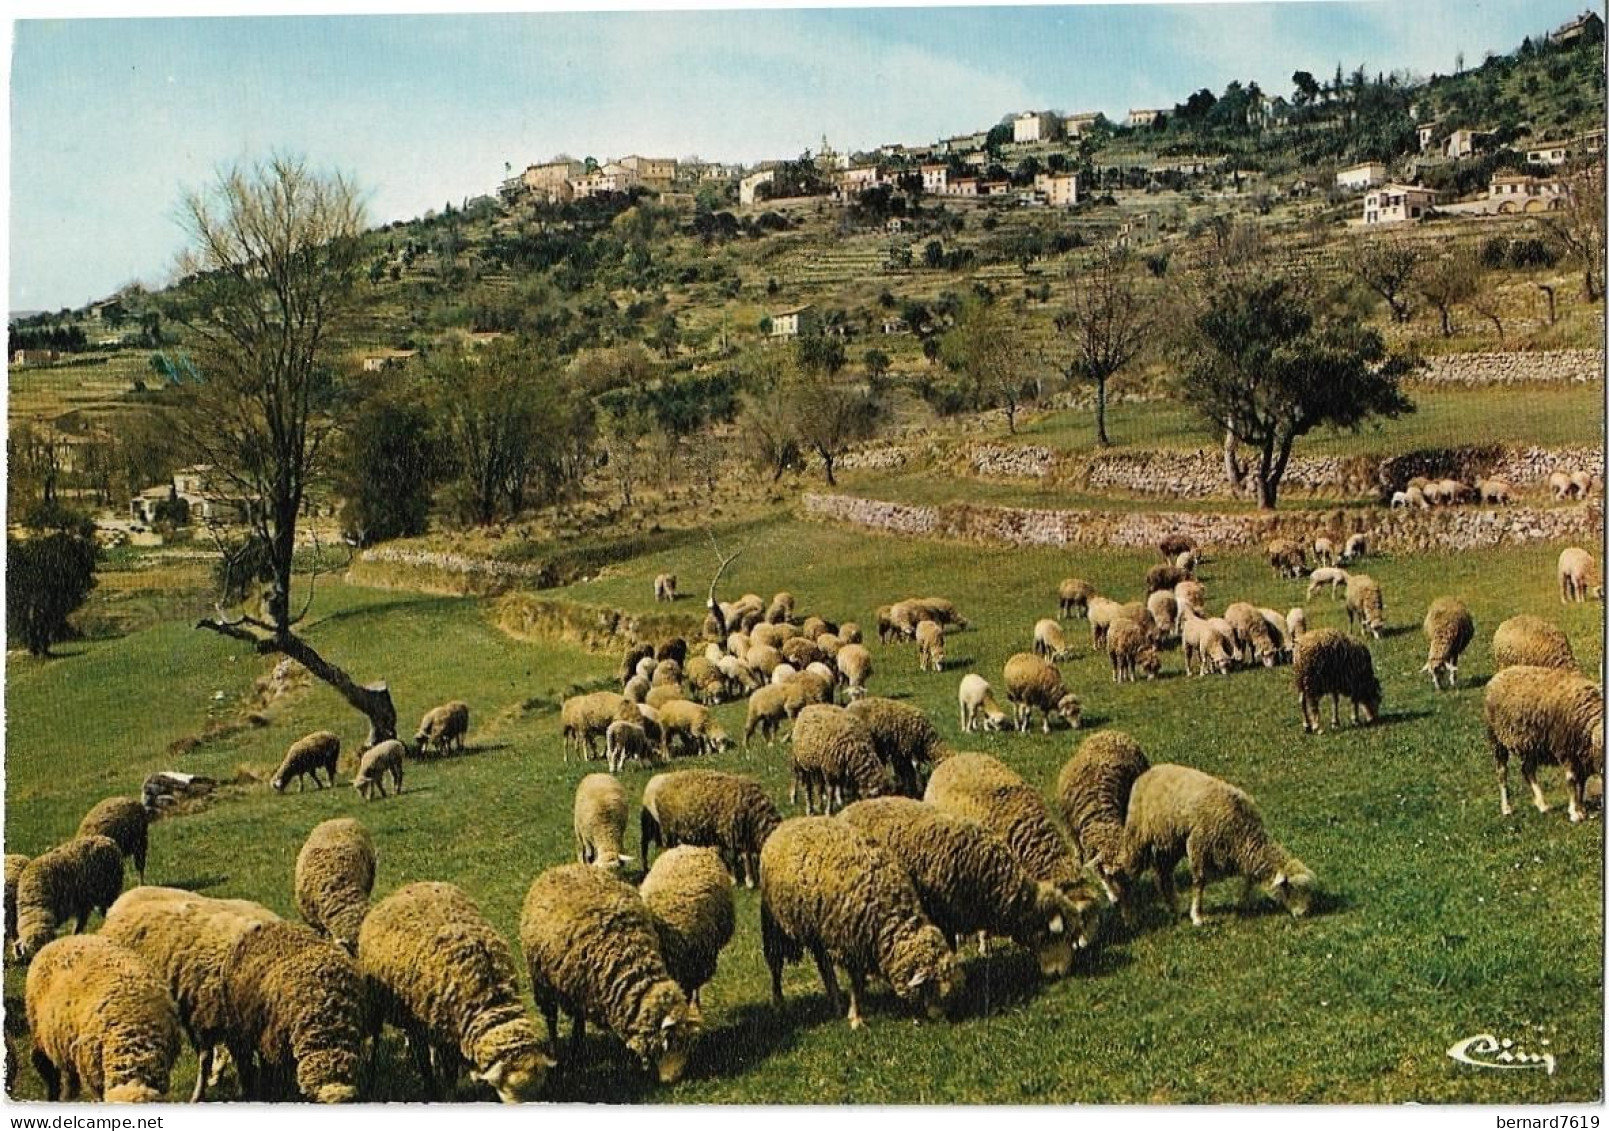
1174;579;1207;618
799;615;831;641
1558;547;1602;603
1087;596;1124;650
886;599;927;642
765;591;796;625
653;573;677;603
1158;534;1198;561
1437;477;1469;505
352;740;405;800
222;920;366;1102
1286;606;1308;642
655;638;690;666
1055;731;1151;904
415;701;470;758
789;704;896;815
519;864;699;1083
1305;567;1351;601
1147;590;1179;640
656;698;730;759
1120;763;1316;926
716;654;762;694
1175;550;1198;575
1259;608;1293;664
1293;628;1382;734
358;882;552;1103
1266;539;1307;578
606;719;655;773
768;663;800;687
784;670;836;718
574;773;631;871
1550;470;1577;500
651;659;684;688
1421;597;1475;690
1181;615;1234;677
684;655;729;704
14;835;123;961
1002;652;1082;733
759;817;963;1030
1484;666;1605;822
1118;601;1160;644
639;846;736;1006
271;731;341;792
839;797;1094;976
875;605;898;644
1145;564;1189;595
845;696;951;798
836;643;874;700
1033;617;1076;662
76;797;149;882
1224;602;1279;668
639;769;782;888
781;636;827;671
25;935;180;1102
1570;471;1596;498
1341;533;1367;563
1312;536;1337;567
294;818;376;955
100;887;281;1102
916;620;947;672
957;673;1009;733
744;684;791;748
1492;615;1579;672
645;684;688;710
620;644;655;686
623;674;651;704
5;854;29;949
838;622;863;645
1345;574;1386;639
813;633;843;660
1475;478;1514;505
1058;578;1096;619
1107;619;1161;683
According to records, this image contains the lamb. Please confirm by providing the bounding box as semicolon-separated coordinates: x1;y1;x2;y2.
1312;536;1336;566
560;691;628;761
519;864;700;1083
789;704;896;815
639;768;782;888
1146;590;1179;640
1341;533;1367;563
845;695;952;798
744;684;791;748
1055;730;1151;904
1305;567;1351;601
1002;652;1082;733
1259;608;1293;663
1484;666;1605;823
1558;547;1602;603
1058;577;1096;619
653;573;677;602
916;619;947;672
1086;596;1124;650
1145;564;1189;595
1550;469;1577;500
352;739;405;800
294;817;376;955
5;854;29;949
1107;618;1161;683
574;773;631;871
25;935;180;1102
415;701;470;758
1421;597;1475;690
1292;628;1382;734
1174;579;1207;618
1266;539;1307;578
655;697;730;759
1181;614;1234;677
13;835;123;960
1120;763;1316;926
1345;573;1386;639
836;642;874;700
222;920;367;1102
1475;478;1514;505
1437;477;1469;505
1492;614;1579;672
1286;606;1308;642
639;846;736;1006
358;881;553;1102
759;817;964;1030
957;673;1009;733
606;719;655;773
76;796;149;882
1033;616;1076;661
1223;601;1279;668
100;887;281;1101
838;797;1094;976
271;730;341;792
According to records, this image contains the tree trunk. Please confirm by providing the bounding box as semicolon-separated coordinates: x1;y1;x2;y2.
1095;378;1110;447
1438;306;1451;337
1538;284;1557;325
1004;401;1017;435
822;451;837;487
1222;430;1245;490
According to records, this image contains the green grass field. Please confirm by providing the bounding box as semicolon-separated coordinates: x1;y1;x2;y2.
4;517;1602;1104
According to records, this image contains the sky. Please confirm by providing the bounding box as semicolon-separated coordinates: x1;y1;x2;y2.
6;0;1596;313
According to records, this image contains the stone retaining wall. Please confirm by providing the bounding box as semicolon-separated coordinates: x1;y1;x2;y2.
1415;349;1603;386
349;547;558;596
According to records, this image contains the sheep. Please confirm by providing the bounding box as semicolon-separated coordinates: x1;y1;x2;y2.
886;599;926;642
1028;617;1075;663
1475;478;1514;505
1120;763;1316;926
294;818;375;955
76;796;149;882
1341;533;1367;563
1158;533;1198;561
1421;597;1475;690
743;684;791;748
1174;579;1207;618
1146;589;1179;640
783;670;836;718
1570;470;1596;498
639;846;736;1007
1312;536;1337;566
1055;730;1151;904
574;773;631;871
1345;573;1386;639
1175;550;1198;574
651;659;684;687
1306;567;1351;601
606;719;655;773
1550;469;1578;500
271;731;341;792
520;864;699;1083
836;643;874;700
222;920;367;1102
1058;577;1096;619
1293;628;1382;734
813;632;843;660
799;615;831;640
684;655;729;704
1492;614;1579;672
1286;606;1308;642
1558;547;1602;603
1484;666;1605;822
639;768;782;888
655;698;730;759
789;703;896;815
765;591;796;624
623;674;651;703
845;695;951;798
1259;607;1293;663
5;854;29;950
560;691;628;762
838;622;863;645
838;797;1095;975
415;701;470;758
916;619;947;672
636;655;659;681
100;887;281;1101
1145;564;1190;595
1437;477;1469;505
1001;652;1082;733
781;636;827;671
1108;618;1161;683
352;739;405;800
25;934;180;1102
655;638;690;666
749;622;787;651
759;817;964;1030
923;753;1091;898
1181;614;1234;677
957;673;1009;733
716;654;762;694
645;683;688;710
1223;602;1279;668
1087;596;1124;650
620;643;655;686
875;604;898;644
1266;539;1307;578
13;835;123;961
1118;600;1160;644
745;643;785;677
914;596;967;629
654;573;678;602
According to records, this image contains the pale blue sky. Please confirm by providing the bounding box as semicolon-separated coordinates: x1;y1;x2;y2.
7;0;1592;312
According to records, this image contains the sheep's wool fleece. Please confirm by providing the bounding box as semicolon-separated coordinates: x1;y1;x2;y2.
644;770;780;857
639;847;736;996
294;819;376;946
1056;731;1150;864
1484;666;1604;770
1492;615;1578;672
925;755;1083;887
16;836;124;953
1123;764;1290;883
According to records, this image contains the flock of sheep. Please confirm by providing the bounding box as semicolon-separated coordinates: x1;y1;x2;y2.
4;526;1602;1104
1386;467;1598;509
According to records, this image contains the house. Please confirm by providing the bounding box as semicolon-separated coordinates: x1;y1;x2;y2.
360;348;418;372
1335;162;1388;191
10;349;61;367
938;132;988;155
1361;183;1438;225
1443;129;1490;160
1126;108;1163;128
1527;141;1571;167
839;166;885;194
920;163;949;195
1062;112;1102;137
739;169;776;207
880;317;909;335
1013;112;1056;144
981;180;1012;197
1416;123;1438;153
619;156;677;190
946;178;980;197
520;160;583;203
1488;174;1569;213
570;163;637;200
1550;10;1604;47
769;305;816;339
131;465;258;527
1580;128;1606;155
1033;171;1080;207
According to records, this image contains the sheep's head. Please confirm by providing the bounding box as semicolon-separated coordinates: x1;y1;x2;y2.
1056;694;1083;729
270;775;288;793
1020;882;1096;978
297;1048;360;1103
1268;861;1316;918
1137;650;1162;680
104;1082;165;1103
472;1044;556;1103
629;985;700;1084
980;707;1008;732
1357;675;1382;724
887;925;965;1019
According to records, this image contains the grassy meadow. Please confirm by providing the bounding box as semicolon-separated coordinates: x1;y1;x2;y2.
4;516;1603;1104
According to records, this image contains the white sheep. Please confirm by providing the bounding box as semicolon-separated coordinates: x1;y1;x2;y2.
1558;547;1602;603
957;674;1008;733
574;773;631;870
1341;533;1367;563
654;573;678;603
1033;617;1075;662
915;620;946;672
606;719;655;773
1305;567;1350;601
352;740;405;800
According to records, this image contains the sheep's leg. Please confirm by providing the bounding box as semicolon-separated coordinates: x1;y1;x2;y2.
1447;664;1458;688
192;1044;212;1103
1300;693;1316;734
406;1027;436;1096
537;999;560;1050
1496;750;1513;816
976;930;989;956
1330;695;1341;728
1189;879;1207;927
1522;760;1550;814
845;968;870;1031
226;1039;257;1100
810;945;842;1015
568;1012;586;1062
1565;765;1586;823
32;1051;60;1102
1153;861;1180;916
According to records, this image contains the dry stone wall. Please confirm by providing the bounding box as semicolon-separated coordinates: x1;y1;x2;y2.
1415;350;1603;386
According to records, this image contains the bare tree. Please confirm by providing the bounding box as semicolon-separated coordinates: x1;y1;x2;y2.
1350;238;1423;323
1543;160;1606;302
1055;247;1156;446
941;299;1030;433
171;155;400;746
1417;251;1479;337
